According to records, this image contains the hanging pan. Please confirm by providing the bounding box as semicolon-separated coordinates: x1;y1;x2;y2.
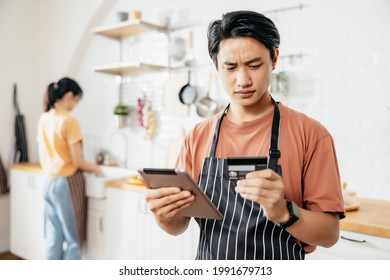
178;71;197;105
196;72;218;118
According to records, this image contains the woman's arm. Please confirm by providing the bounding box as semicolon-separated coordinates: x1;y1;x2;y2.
70;141;102;176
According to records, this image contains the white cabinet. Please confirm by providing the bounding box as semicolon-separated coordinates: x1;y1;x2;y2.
146;213;199;260
10;169;46;260
105;187;146;259
0;194;10;253
85;198;106;259
105;186;198;259
9;168;110;260
306;230;390;260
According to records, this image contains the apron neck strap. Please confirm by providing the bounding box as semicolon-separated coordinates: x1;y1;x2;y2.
268;98;281;172
208;104;229;157
208;98;281;173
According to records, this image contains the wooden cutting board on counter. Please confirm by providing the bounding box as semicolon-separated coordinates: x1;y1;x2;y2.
340;197;390;238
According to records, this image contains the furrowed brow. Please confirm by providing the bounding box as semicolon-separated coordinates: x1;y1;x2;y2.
223;61;237;66
245;57;263;64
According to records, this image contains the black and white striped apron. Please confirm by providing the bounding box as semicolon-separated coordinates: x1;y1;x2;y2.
195;100;305;260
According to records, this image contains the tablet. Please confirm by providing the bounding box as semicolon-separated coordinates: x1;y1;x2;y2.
138;168;223;220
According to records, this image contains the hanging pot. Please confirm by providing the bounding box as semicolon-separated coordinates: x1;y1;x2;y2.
178;71;197;105
196;72;217;118
169;36;186;61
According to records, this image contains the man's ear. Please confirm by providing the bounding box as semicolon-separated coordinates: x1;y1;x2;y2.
272;49;279;70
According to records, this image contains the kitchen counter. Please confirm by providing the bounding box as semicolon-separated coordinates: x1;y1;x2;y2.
105;178;146;193
9;162;145;191
8;163;390;239
9;162;44;173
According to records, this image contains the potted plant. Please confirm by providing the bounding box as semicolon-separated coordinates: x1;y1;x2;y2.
113;104;129;128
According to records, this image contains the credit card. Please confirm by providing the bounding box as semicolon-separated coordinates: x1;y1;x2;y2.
227;156;268;180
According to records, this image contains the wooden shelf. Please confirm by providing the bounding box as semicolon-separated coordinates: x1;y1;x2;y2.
92;19;168;40
93;62;167;75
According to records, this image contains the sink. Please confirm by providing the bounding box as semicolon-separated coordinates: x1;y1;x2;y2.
85;166;136;198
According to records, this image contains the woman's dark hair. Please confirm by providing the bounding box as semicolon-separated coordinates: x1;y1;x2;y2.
43;77;83;112
207;10;280;67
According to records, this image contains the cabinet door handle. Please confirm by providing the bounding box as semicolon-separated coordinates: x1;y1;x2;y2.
341;235;367;243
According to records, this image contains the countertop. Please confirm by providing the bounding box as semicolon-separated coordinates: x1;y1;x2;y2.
9;162;390;238
8;162;44;173
105;178;146;193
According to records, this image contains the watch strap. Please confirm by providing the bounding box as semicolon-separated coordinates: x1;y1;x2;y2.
275;200;299;229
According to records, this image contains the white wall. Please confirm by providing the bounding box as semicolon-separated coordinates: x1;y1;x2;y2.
0;1;389;250
0;0;41;253
76;0;390;200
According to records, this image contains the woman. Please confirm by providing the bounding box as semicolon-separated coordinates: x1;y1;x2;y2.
37;77;102;259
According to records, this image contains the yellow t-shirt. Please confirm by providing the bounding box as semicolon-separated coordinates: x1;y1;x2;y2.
37;108;82;177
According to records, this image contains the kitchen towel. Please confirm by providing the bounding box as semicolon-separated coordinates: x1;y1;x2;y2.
13;84;29;163
0;154;8;194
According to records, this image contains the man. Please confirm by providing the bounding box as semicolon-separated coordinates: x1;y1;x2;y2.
145;10;344;260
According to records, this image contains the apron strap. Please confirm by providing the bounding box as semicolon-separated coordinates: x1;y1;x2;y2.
208;98;281;174
268;98;281;173
208;104;229;157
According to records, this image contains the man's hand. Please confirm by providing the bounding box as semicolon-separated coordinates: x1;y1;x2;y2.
145;187;195;219
140;182;195;235
235;169;289;223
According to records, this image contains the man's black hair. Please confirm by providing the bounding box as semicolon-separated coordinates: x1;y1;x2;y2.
207;10;280;66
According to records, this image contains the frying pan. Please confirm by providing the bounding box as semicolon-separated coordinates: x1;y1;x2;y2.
178;71;197;105
196;72;218;118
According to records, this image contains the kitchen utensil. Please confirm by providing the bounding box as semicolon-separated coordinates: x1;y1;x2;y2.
117;11;128;22
178;71;197;105
169;36;186;61
196;72;218;118
163;72;190;117
184;31;196;67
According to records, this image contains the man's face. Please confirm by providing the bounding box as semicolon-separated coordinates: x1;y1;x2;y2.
216;37;278;108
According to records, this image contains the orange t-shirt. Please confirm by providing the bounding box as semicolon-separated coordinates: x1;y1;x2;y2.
176;102;345;251
37;108;82;178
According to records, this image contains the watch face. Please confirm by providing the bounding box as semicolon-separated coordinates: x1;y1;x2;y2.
291;201;300;218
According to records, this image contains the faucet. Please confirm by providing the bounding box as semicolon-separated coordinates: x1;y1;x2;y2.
109;130;129;167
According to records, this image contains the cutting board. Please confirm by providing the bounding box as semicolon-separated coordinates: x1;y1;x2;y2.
165;127;185;168
163;73;190;117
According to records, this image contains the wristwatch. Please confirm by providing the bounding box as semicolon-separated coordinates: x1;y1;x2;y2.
275;200;300;229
